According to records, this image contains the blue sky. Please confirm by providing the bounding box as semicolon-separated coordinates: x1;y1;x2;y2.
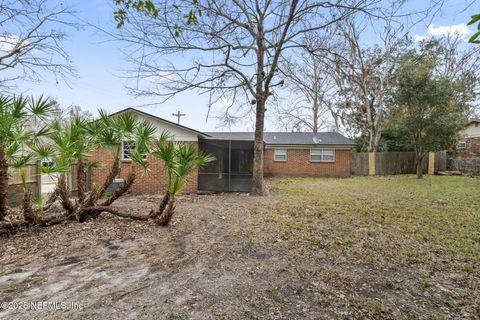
16;0;480;132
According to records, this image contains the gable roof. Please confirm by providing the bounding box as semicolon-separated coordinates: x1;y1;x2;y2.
111;107;210;137
205;131;354;146
109;108;353;145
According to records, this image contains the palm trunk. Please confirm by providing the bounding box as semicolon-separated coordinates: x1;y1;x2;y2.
101;170;136;207
85;148;121;207
149;192;170;218
0;147;9;220
77;161;85;203
98;150;121;196
43;187;59;210
57;173;75;216
22;185;36;224
156;197;176;226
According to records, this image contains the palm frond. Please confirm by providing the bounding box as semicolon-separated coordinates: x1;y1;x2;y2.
28;95;56;119
11;154;33;169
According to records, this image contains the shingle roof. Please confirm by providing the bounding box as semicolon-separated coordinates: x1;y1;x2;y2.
204;132;255;141
204;132;354;146
265;132;354;145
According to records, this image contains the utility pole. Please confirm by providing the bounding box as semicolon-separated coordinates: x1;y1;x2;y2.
172;110;186;124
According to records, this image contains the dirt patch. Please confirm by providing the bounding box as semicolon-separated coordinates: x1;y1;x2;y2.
1;177;479;319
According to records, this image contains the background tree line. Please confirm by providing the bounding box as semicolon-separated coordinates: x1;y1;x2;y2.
112;0;479;188
1;0;478;198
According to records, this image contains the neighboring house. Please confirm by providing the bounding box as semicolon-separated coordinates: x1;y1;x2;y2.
458;119;480;157
89;108;354;193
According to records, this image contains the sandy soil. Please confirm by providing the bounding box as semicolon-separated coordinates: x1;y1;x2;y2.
1;194;282;320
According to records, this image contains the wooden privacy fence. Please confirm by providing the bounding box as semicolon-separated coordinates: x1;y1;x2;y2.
351;151;447;176
7;162;90;207
68;162;91;194
8;163;40;207
448;157;480;174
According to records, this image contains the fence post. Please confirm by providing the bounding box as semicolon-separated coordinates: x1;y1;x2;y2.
36;161;42;197
368;152;376;176
428;152;435;175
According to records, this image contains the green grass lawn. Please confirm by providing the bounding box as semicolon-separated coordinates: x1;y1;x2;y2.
248;175;480;318
1;175;478;319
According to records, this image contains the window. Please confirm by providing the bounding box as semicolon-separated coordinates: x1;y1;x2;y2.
458;139;466;149
122;141;147;160
274;149;287;162
310;149;335;162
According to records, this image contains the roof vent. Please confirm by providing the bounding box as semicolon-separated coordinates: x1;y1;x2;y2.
273;135;277;139
313;137;322;144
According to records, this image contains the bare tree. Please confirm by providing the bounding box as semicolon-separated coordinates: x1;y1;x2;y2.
325;18;408;152
0;0;76;88
112;0;378;195
275;31;340;133
434;36;480;118
51;102;94;124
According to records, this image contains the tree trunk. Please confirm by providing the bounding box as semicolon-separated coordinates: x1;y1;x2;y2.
22;185;36;224
43;187;59;210
156;197;176;226
0;214;68;235
368;129;381;152
0;147;8;220
101;170;136;207
415;149;425;179
57;173;75;216
149;192;170;218
312;98;319;133
251;96;265;196
416;158;424;179
77;161;85;203
84;149;121;208
79;206;149;221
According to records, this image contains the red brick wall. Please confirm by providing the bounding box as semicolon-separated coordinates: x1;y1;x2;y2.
89;142;198;195
459;137;480;158
263;148;351;177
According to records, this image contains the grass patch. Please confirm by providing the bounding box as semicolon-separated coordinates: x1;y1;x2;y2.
249;175;480;318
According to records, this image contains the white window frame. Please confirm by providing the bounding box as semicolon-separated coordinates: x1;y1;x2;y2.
122;140;147;161
274;149;287;162
458;139;467;149
310;149;335;162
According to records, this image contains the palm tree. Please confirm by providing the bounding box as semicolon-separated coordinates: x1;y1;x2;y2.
150;133;214;225
0;95;55;220
84;110;156;210
42;110;156;221
36;117;98;217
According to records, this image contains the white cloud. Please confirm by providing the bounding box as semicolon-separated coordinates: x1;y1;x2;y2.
0;34;21;53
427;23;472;39
148;71;173;84
413;34;427;42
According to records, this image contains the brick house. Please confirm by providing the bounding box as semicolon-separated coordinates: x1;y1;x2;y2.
452;119;480;173
90;108;354;193
458;119;480;157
